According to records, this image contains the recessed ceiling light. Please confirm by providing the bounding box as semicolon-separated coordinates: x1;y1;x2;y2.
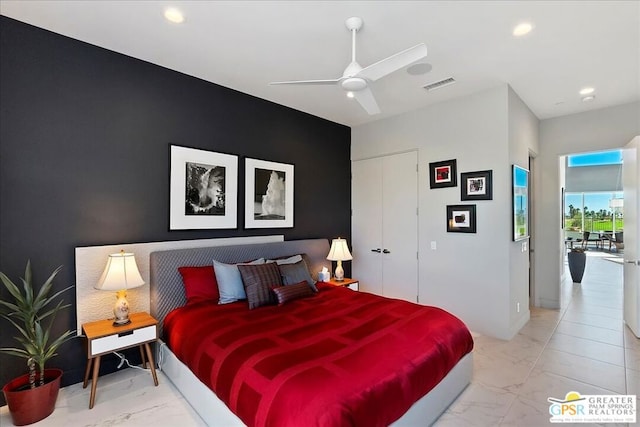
579;87;595;95
582;95;596;102
513;22;533;37
164;8;184;24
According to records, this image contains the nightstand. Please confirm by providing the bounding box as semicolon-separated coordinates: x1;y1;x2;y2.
82;312;159;409
326;277;359;291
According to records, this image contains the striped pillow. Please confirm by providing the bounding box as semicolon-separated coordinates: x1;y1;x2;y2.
237;262;282;309
272;281;314;305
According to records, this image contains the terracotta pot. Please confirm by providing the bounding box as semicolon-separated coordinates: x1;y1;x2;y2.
2;368;62;426
568;251;586;283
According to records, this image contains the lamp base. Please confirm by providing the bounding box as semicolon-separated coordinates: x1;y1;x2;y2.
112;318;132;327
334;261;345;282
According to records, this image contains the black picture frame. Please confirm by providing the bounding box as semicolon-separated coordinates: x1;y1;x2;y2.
169;144;238;230
461;170;493;200
446;204;477;233
512;164;530;241
429;159;457;189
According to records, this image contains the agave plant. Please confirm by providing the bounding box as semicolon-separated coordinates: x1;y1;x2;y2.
0;261;76;388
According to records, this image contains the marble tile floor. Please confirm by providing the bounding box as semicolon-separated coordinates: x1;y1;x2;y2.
1;251;638;426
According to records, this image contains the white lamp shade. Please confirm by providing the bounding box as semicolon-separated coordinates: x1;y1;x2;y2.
327;238;353;261
95;252;145;291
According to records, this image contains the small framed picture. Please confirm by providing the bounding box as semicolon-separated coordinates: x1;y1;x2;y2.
447;204;477;233
461;170;493;201
429;159;457;189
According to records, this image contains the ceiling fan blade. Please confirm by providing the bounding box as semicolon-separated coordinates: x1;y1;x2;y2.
269;78;341;86
357;43;428;82
353;87;381;115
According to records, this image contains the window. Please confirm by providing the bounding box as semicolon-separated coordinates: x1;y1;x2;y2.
567;150;622;167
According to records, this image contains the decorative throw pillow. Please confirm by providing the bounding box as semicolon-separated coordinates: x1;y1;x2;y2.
272;281;314;305
237;262;282;309
267;254;303;265
178;265;219;304
214;258;265;304
278;260;318;291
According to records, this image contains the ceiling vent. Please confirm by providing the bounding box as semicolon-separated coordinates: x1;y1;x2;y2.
423;77;456;91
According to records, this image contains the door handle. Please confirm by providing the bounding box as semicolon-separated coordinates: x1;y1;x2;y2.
371;248;381;253
383;249;391;254
625;260;640;265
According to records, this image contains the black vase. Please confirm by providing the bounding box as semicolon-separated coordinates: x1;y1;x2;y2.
568;251;586;283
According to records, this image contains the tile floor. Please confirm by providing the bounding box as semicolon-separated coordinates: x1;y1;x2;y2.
1;251;638;426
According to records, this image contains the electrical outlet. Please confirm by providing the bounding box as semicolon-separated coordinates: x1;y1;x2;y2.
430;241;437;250
522;241;527;252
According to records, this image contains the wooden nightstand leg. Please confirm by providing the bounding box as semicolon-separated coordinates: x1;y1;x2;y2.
89;355;101;409
83;358;93;388
140;345;147;368
143;343;159;386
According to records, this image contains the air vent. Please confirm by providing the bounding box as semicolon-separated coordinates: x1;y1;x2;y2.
423;77;456;91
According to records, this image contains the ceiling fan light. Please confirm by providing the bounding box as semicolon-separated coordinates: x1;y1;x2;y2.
346;91;355;98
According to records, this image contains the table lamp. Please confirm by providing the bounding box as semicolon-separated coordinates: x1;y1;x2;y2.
95;251;145;326
327;238;353;281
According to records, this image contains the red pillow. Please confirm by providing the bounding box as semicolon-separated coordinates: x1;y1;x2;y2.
178;266;219;304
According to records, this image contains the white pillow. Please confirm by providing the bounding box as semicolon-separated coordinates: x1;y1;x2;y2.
214;258;265;304
267;254;303;265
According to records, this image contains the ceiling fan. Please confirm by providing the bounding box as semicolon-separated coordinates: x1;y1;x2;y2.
269;17;428;115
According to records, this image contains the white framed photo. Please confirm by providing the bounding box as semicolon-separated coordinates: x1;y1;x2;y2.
169;145;238;230
245;158;294;228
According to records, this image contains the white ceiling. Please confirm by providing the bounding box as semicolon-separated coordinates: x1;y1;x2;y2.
1;1;639;127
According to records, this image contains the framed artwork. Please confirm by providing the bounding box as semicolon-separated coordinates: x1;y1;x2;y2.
512;164;530;241
169;145;238;230
429;159;457;189
446;204;477;233
245;158;294;228
461;170;493;201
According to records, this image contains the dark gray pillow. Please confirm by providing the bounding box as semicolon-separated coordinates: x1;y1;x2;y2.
237;262;282;309
278;260;317;292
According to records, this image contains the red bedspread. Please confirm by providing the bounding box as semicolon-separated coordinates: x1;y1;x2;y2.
164;284;473;427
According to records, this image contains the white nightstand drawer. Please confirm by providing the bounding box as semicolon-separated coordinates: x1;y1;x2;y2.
90;325;156;356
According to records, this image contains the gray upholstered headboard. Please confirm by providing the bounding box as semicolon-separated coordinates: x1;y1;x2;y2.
150;238;331;338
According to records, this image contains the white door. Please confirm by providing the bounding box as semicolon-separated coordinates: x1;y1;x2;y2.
623;136;640;337
380;152;418;301
352;158;384;295
352;151;418;302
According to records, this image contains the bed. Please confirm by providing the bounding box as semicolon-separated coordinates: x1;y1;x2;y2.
150;238;473;426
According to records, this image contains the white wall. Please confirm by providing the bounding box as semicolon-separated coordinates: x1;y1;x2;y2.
535;101;640;308
352;85;537;339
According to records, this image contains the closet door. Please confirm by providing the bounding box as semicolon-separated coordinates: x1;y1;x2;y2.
381;151;418;301
352;151;418;302
351;157;384;295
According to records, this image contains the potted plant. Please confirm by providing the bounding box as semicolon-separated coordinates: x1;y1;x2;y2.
567;247;587;283
0;261;75;425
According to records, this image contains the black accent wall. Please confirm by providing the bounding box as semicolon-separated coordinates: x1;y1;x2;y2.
0;16;351;402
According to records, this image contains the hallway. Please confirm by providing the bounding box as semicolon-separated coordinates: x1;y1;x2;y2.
436;250;639;425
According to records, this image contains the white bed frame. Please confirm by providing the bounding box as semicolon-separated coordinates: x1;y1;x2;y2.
158;341;472;426
149;239;472;426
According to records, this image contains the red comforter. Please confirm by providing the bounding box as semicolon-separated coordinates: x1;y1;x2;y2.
164;284;473;427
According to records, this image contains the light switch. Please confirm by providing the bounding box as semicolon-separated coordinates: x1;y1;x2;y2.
430;241;437;250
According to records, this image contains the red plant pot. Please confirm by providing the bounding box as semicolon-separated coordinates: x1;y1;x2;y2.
2;368;62;426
